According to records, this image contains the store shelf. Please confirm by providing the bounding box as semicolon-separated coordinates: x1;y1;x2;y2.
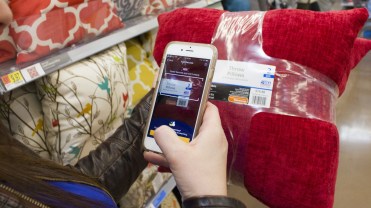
341;1;354;7
0;0;221;94
341;0;368;8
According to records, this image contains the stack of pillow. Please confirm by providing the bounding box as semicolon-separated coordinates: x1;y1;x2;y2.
0;42;131;165
153;7;370;208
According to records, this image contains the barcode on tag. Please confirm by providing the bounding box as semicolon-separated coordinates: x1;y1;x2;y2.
177;97;189;107
249;88;272;108
21;63;45;82
250;95;267;106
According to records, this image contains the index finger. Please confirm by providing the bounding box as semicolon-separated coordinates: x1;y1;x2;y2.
199;102;222;131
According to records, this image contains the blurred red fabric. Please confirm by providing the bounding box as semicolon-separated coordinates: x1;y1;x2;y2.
0;27;16;63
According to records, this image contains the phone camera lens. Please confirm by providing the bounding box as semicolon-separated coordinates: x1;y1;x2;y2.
181;49;183;51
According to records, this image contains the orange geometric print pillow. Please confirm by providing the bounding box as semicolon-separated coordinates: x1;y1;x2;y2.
9;0;123;64
9;0;86;19
0;26;16;63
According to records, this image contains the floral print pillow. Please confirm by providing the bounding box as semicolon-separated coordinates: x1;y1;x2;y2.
125;32;159;117
36;42;131;165
0;83;50;159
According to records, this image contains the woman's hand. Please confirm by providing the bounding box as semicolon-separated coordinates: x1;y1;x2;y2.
144;102;228;200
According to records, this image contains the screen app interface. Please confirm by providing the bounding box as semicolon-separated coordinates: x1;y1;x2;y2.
147;54;210;143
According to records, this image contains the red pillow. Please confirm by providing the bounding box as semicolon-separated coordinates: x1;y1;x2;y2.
154;8;225;64
245;113;339;208
154;8;368;95
9;0;123;64
261;9;368;95
337;38;371;92
349;38;371;70
153;8;369;208
0;26;16;63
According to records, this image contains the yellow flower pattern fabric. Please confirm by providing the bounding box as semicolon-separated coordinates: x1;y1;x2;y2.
125;32;159;117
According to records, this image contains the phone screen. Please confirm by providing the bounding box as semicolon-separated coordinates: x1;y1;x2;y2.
147;54;211;143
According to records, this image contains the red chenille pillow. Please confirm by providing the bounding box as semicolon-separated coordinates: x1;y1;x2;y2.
349;38;371;70
154;8;225;64
154;8;368;95
0;26;16;63
153;8;369;208
261;8;368;95
245;113;339;208
337;38;371;92
9;0;123;64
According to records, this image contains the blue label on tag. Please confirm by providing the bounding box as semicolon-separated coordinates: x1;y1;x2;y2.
159;79;192;97
263;74;275;78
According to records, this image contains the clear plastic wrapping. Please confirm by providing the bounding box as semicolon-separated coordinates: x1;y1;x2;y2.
209;11;338;184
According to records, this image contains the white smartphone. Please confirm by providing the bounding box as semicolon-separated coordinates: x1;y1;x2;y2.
143;41;217;153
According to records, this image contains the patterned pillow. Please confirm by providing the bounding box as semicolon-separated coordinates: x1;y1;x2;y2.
9;0;86;18
0;83;49;159
0;26;16;63
79;115;123;159
36;42;131;165
141;0;195;15
141;29;158;59
125;35;158;117
119;164;174;207
142;0;173;15
9;0;123;64
114;0;145;20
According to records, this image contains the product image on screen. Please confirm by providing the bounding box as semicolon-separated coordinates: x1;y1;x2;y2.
147;55;210;143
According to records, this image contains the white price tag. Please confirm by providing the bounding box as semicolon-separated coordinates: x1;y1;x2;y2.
1;71;26;91
211;60;276;108
20;63;45;82
212;60;275;89
159;78;192;97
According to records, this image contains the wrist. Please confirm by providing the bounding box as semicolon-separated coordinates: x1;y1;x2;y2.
182;182;227;200
182;196;246;208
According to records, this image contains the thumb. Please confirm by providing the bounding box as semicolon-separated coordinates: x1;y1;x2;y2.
154;125;185;156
